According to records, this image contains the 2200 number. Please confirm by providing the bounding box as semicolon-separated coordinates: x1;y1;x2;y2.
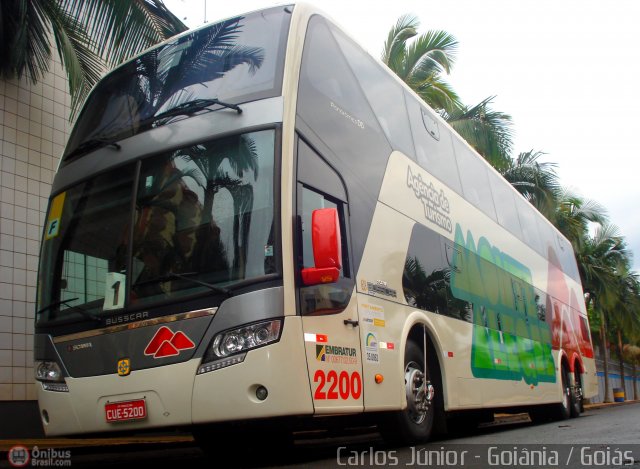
313;370;362;400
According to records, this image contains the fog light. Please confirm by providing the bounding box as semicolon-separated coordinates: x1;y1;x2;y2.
375;374;384;384
256;385;268;401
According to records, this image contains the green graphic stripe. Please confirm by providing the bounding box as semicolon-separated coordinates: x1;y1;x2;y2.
451;224;556;385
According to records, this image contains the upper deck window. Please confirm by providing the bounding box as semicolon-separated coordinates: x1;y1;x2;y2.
63;6;291;163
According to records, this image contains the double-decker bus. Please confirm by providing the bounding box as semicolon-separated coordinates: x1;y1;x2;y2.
35;3;597;444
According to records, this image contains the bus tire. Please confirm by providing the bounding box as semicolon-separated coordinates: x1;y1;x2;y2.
554;365;574;420
379;340;438;444
571;369;583;417
529;405;552;424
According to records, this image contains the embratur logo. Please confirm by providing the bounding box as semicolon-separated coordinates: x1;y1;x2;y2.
315;344;357;365
316;345;326;361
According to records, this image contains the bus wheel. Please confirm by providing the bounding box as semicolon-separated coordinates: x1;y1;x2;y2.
380;341;436;444
571;370;583;417
555;365;574;420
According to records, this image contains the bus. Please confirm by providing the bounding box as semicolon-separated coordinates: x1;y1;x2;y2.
35;3;597;444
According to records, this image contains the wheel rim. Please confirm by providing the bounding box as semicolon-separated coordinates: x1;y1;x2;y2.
575;374;583;402
404;360;433;425
562;371;570;410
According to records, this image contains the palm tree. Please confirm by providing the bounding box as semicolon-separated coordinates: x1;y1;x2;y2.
381;14;460;112
499;150;560;217
608;266;640;393
0;0;187;117
179;134;259;278
551;189;608;248
576;223;629;402
442;97;513;171
623;344;640;400
403;257;448;314
129;18;264;120
382;14;513;165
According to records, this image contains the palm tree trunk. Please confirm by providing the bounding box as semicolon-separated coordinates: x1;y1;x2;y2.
633;361;638;400
617;329;625;398
600;310;611;402
203;182;216;227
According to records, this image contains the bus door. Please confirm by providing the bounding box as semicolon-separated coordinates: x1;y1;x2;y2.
296;139;363;413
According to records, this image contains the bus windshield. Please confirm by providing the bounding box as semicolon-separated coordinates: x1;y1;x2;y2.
37;130;277;326
62;6;291;162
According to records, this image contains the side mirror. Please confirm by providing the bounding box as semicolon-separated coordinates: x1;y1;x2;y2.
301;208;342;286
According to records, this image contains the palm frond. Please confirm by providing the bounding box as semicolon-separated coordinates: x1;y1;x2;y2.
404;30;457;80
156;19;263;109
381;14;418;76
61;0;187;69
39;0;104;120
0;0;53;82
504;150;558;190
411;76;461;112
444;97;513;169
552;188;609;246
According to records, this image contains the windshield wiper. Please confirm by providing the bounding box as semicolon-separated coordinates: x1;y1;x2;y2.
152;98;243;123
65;137;122;160
133;271;233;297
36;297;101;323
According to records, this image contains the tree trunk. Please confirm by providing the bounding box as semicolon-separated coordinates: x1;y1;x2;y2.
617;329;625;398
633;361;638;401
600;311;611;402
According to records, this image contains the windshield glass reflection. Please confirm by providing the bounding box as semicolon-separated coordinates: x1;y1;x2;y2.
37;130;277;325
63;7;289;161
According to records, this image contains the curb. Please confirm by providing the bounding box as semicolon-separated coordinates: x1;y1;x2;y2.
2;401;638;451
0;435;194;452
584;399;639;410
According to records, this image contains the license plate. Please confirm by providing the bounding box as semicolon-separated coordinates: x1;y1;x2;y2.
105;399;147;423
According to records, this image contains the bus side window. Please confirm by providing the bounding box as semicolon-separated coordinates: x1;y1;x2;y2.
299;185;352;315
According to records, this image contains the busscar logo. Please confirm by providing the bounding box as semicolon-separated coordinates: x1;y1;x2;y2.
144;326;195;359
316;344;357;365
407;166;453;233
106;311;149;326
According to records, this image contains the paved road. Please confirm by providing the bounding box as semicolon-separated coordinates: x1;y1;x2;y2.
1;403;639;468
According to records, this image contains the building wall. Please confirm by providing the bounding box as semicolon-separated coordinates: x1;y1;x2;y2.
0;53;71;402
593;359;640;403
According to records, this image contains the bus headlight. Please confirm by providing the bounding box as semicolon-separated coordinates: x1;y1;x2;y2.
35;361;69;392
212;319;282;358
198;319;283;374
35;361;64;382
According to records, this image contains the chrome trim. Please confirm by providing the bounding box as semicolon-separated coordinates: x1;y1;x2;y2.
53;308;218;343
